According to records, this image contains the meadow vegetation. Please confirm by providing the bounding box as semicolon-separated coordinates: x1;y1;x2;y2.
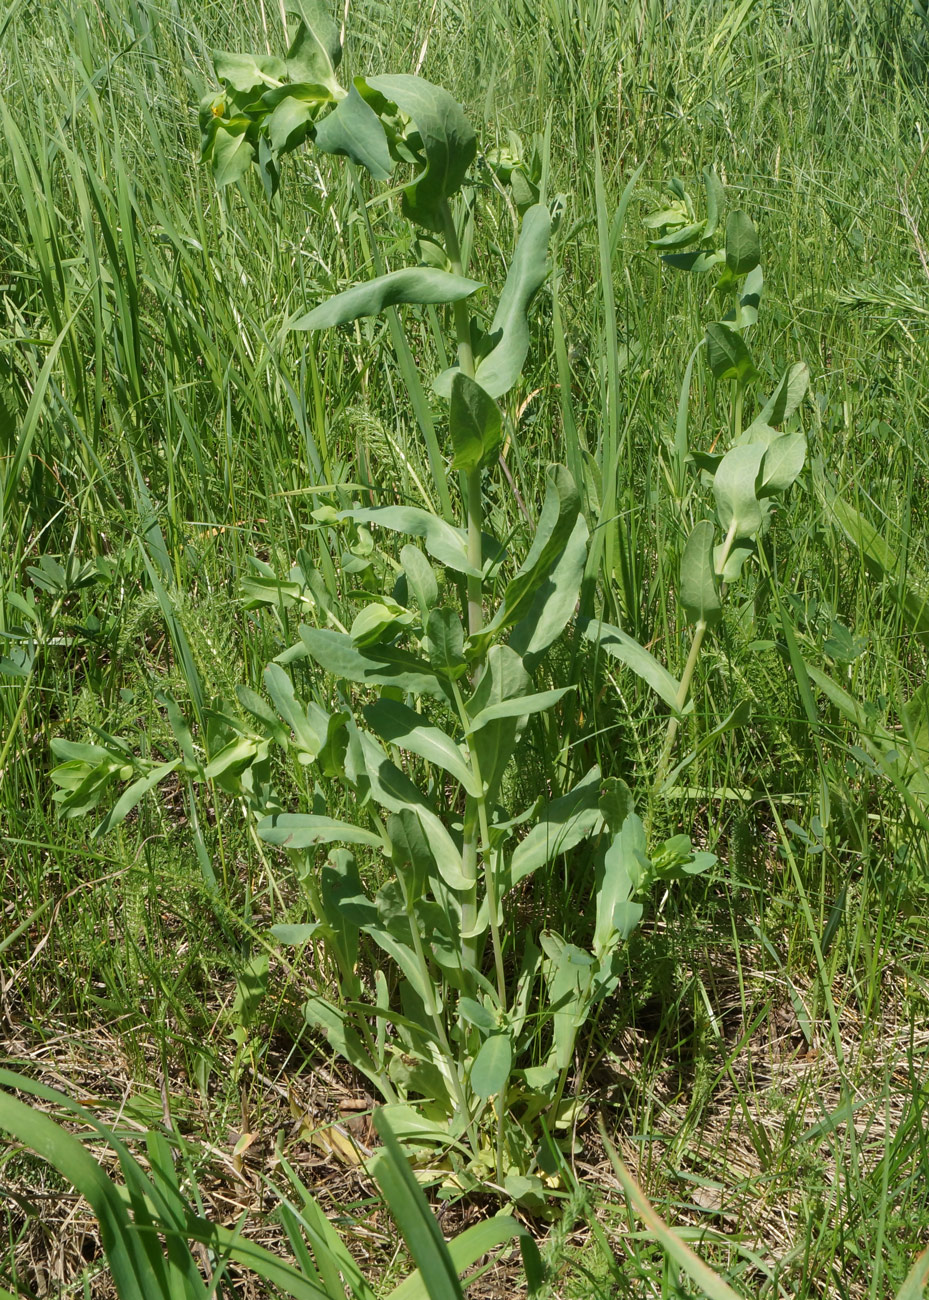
1;0;929;1295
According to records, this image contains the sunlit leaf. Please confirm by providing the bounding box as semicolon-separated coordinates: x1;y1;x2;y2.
680;520;721;626
364;74;476;231
725;209;760;274
293;268;481;330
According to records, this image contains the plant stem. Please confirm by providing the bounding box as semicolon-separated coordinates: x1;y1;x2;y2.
653;519;738;792
396;857;477;1146
653;618;707;793
452;681;507;1004
466;467;483;640
441;203;476;378
441;198;486;974
441;200;483;640
350;166;454;520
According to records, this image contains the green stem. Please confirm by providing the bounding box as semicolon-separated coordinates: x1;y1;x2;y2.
441;201;483;641
350;166;454;521
459;808;480;975
466;466;483;641
452;681;506;1004
394;847;477;1146
441;202;476;378
441;199;487;974
654;616;708;788
653;519;738;793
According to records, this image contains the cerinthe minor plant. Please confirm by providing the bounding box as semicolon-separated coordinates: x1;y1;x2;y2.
51;1;712;1201
584;169;809;804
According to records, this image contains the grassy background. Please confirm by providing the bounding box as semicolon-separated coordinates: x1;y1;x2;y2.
2;0;929;1294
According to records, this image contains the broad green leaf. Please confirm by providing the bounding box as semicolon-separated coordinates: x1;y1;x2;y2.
759;432;806;494
713;442;767;537
642;205;689;230
541;935;596;1071
285;0;342;92
423;607;467;675
237;684;289;748
469;1033;513;1099
510;767;604;886
599;777;633;831
401;545;438;612
51;763;117;819
260;130;281;199
464;644;531;803
583;620;688;715
94;760;181;839
364;697;478;794
595;814;648;957
714;541;754;582
314;84;393;180
203;735;262;782
743;361;809;440
211;118;255;188
357;732;468;888
661;249;725;272
299;627;451;699
472;465;580;655
725;209;760;275
457;997;496;1034
365;74;476;231
373;1103;466;1152
367;927;438;1013
270;923;323;944
264;662;328;755
671;339;705;492
339;505;475;576
705;322;758;384
472;203;552;399
350;599;415;648
509;514;589;667
648;220;705;248
901;682;929;783
51;738;117;765
257;813;383;850
680;520;721;626
233;953;269;1027
737;263;763;326
266;93;319;155
387;809;433;900
651;834;716;881
448;371;501;471
466;686;574;732
213;50;286;93
320;850;366;977
292;268;481;331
